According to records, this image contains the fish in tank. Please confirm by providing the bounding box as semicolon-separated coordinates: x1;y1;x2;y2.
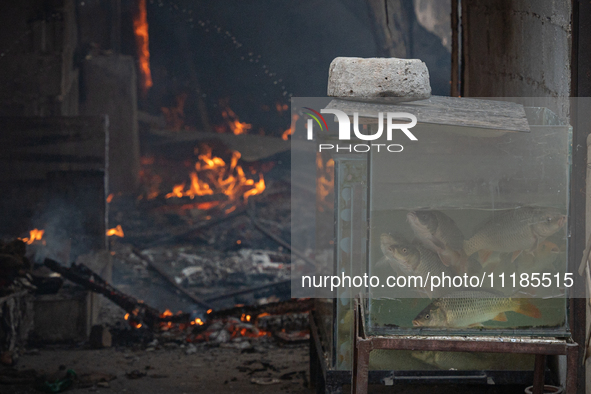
368;206;568;333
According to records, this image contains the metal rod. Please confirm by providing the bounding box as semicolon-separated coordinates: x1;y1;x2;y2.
353;299;370;394
140;208;245;248
392;374;487;380
566;344;579;394
532;355;546;394
203;279;290;303
576;233;591;275
451;0;460;97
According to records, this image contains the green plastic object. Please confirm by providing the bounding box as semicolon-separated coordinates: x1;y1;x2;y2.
42;369;77;393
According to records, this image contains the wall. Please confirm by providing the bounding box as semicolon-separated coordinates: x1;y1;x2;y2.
366;0;451;95
462;0;571;119
0;0;78;116
463;0;578;389
81;56;140;194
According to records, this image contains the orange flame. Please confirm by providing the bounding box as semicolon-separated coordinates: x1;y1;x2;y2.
316;154;334;212
133;0;153;93
165;145;266;208
20;229;45;245
219;104;252;135
243;174;265;202
106;193;114;203
106;225;125;237
282;113;299;140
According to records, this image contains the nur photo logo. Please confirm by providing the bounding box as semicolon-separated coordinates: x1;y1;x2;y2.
303;108;418;153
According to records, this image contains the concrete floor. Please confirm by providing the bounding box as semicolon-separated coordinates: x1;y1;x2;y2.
2;343;537;394
3;344;312;394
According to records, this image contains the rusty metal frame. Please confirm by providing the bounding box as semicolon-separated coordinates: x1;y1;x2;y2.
571;2;591;394
351;299;578;394
311;310;543;394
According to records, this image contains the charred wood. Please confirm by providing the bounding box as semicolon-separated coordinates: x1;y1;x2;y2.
43;258;190;328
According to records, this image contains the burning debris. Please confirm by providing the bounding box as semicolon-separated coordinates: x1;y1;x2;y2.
19;229;45;246
43;258;191;330
217;101;253;135
42;254;308;349
141;143;266;216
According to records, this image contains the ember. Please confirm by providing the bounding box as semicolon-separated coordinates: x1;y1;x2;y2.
19;228;45;245
276;102;289;114
106;225;125;237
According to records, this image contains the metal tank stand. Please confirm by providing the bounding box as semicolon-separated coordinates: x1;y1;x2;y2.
352;298;579;394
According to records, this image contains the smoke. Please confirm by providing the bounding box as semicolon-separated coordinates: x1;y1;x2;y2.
31;198;95;265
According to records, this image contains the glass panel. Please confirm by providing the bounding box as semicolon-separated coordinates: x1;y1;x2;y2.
334;157;367;370
366;106;571;337
367;350;534;371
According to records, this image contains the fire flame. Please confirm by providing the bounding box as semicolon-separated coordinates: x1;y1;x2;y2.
282;113;299;140
20;229;45;245
133;0;153;93
218;103;252;135
165;145;265;207
106;225;125;237
124;308;280;340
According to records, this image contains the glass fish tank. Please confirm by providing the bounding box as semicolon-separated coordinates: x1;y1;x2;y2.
309;97;572;374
